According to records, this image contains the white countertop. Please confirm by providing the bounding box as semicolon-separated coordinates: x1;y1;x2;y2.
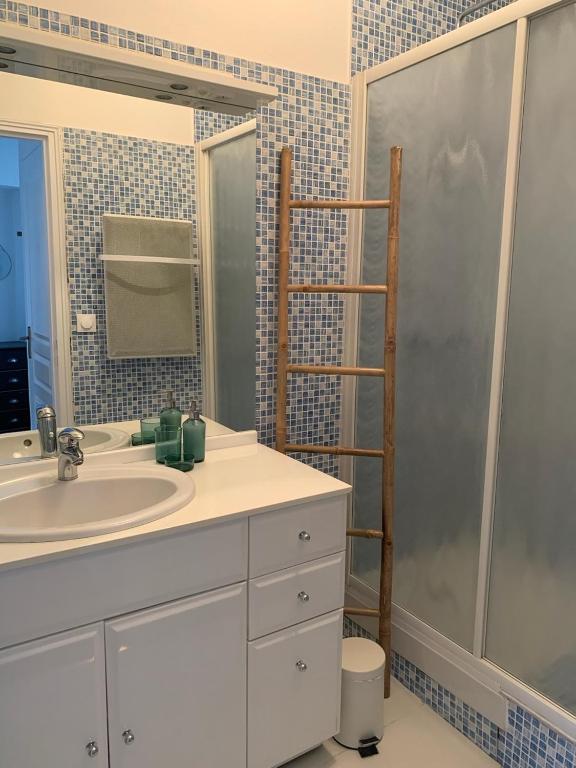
0;434;350;572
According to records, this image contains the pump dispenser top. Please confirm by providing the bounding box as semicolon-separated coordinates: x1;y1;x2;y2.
160;390;182;428
183;399;206;463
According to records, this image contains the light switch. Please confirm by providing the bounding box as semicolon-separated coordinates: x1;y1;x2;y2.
76;313;97;332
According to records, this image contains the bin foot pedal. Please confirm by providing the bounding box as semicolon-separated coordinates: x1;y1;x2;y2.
358;736;380;758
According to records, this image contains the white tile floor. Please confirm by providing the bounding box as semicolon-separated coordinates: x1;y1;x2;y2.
284;679;498;768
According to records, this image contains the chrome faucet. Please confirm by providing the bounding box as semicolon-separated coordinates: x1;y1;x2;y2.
58;427;85;481
36;406;58;458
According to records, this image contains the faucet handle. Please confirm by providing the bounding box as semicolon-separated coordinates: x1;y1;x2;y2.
58;427;85;448
36;405;56;420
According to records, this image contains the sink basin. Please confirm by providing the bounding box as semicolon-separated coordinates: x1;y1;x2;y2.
0;465;195;542
0;426;131;462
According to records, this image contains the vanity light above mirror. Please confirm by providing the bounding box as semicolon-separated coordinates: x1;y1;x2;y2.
0;25;277;114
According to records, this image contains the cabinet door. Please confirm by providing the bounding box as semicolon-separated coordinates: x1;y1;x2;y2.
248;610;342;768
0;624;108;768
105;584;246;768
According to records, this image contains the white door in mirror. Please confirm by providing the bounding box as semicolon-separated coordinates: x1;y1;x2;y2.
0;465;195;542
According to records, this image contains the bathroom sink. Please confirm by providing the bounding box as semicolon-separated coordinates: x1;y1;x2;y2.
0;465;195;542
0;425;131;462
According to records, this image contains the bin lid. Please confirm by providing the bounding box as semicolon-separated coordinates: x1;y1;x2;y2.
342;637;386;680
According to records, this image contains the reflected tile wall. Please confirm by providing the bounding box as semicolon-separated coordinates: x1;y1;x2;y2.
63;129;202;424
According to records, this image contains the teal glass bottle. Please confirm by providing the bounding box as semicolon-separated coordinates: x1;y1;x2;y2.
159;391;182;429
183;400;206;463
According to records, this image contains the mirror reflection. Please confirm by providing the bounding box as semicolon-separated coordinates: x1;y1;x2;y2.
0;68;256;464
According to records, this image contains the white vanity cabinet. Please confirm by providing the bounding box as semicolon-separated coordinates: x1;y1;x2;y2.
0;491;348;768
0;624;108;768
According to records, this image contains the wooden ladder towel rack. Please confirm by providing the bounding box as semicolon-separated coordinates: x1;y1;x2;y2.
275;145;403;698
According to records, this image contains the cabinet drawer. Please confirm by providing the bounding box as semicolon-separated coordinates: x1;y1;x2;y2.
0;389;29;412
0;347;27;371
249;496;347;577
248;610;342;768
0;370;28;391
0;409;30;431
249;552;345;639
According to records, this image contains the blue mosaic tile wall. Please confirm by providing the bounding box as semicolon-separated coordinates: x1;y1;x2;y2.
351;0;515;76
344;616;576;767
63;128;202;424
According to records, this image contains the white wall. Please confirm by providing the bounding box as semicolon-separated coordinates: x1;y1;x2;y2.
25;0;353;83
0;73;195;144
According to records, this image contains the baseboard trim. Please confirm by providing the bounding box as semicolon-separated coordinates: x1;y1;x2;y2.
392;605;508;729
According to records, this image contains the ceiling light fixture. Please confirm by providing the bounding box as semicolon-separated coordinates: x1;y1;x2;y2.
170;83;188;91
0;45;16;54
155;93;173;101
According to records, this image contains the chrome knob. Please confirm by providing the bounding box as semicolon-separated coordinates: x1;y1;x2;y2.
298;530;311;542
296;659;308;671
122;729;135;745
297;590;310;602
86;741;99;757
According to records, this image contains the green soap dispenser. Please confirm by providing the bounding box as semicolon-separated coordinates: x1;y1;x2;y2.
183;400;206;463
160;391;182;429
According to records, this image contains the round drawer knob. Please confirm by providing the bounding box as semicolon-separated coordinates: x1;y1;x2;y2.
122;729;135;745
86;741;99;757
295;659;308;672
297;591;310;602
298;530;311;542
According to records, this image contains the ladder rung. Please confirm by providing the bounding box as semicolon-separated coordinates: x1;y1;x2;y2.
289;199;390;210
285;444;385;458
287;284;388;295
347;528;384;539
287;365;385;377
344;607;381;618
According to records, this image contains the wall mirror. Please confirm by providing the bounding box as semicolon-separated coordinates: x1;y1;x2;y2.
0;26;272;463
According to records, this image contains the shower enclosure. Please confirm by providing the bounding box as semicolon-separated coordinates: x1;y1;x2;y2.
346;0;576;736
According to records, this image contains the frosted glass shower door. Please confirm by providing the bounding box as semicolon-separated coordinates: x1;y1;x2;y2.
485;4;576;715
354;25;515;650
209;131;256;431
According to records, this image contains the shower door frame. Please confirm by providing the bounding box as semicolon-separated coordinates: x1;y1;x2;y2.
0;120;74;424
196;118;257;422
344;0;576;738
